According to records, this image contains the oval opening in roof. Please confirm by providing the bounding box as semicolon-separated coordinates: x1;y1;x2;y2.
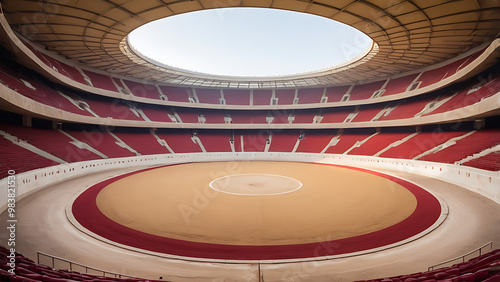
127;8;373;78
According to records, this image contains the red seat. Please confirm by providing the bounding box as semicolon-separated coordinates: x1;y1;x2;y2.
42;275;77;282
482;274;500;282
10;275;43;282
474;269;491;281
14;267;37;275
454;273;476;282
0;268;14;279
432;272;449;280
22;272;44;280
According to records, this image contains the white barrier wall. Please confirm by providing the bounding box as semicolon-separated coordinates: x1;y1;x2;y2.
1;152;499;213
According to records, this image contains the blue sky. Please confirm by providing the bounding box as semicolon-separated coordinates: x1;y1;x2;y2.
128;8;372;77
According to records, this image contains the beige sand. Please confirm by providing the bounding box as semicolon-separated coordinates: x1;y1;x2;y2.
209;173;302;195
96;161;417;245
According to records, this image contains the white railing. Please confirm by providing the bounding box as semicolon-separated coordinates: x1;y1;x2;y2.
427;241;494;271
37;251;137;279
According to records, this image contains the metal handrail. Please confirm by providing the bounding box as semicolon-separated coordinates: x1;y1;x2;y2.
428;241;494;271
37;251;137;279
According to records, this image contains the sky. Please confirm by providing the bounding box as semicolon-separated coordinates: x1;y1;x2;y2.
127;8;372;77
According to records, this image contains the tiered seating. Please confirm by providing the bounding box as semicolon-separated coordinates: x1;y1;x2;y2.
11;70;494;126
111;129;170;155
234;130;268;152
14;81;495;126
159;86;190;102
224;89;250;105
252;90;272;105
358;249;500;282
0;136;59;178
349;80;385;100
351;105;384;122
175;108;201;123
0;246;162;281
232;134;243;152
44;56;80;84
139;105;174;122
319;107;354;123
155;129;201;153
296;131;338;153
347;131;413;156
423;75;500;116
459;49;484;71
324;129;374;154
379;131;468;159
20;38;54;65
420;88;464;116
415;51;482;90
0;124;101;162
111;77;128;94
81;70;118;92
0;64;37;94
1;58;498;129
382;73;419;96
79;94;144;121
324;85;350;102
419;130;500;163
197;130;232;152
196;88;221;104
417;62;461;89
199;110;226;124
297;88;323;104
271;110;291;124
66;130;134;158
275;89;295;105
0;122;497;173
268;131;299;152
20;39;87;85
43;55;86;86
292;110;318;123
0;64;92;116
55;61;87;85
440;56;474;79
122;79;161;100
463;152;500;171
36;52;61;73
377;95;436;121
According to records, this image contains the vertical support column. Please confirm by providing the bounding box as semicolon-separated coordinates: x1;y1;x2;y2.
474;118;485;130
52;121;62;130
22;115;32;127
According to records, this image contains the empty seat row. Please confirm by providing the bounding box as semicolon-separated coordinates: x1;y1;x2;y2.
1;123;498;179
358;249;500;282
0;246;163;282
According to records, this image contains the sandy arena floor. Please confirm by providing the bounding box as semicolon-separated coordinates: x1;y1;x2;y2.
94;162;417;245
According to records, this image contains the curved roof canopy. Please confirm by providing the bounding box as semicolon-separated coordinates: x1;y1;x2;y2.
2;0;500;88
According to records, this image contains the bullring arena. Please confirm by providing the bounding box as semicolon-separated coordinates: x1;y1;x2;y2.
1;1;500;282
70;161;442;260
